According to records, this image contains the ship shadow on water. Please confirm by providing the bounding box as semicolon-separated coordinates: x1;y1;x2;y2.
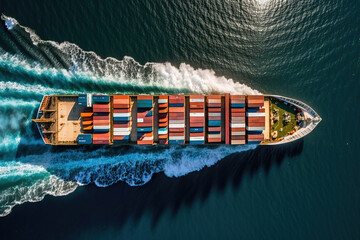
5;138;303;237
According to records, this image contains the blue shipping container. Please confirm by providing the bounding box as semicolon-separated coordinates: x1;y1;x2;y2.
208;120;221;127
93;128;109;133
231;103;245;108
93;95;110;103
246;107;260;112
189;140;204;145
137;127;153;132
113;117;130;122
169;103;184;107
77;134;92;144
190;127;204;133
169;139;185;144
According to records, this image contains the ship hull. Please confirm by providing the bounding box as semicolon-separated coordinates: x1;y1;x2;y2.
32;94;321;146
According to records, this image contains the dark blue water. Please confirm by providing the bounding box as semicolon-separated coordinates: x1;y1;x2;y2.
0;0;359;239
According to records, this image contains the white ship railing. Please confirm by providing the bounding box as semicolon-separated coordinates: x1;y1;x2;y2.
265;95;322;145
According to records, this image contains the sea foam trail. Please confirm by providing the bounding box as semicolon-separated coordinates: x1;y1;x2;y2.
0;15;260;217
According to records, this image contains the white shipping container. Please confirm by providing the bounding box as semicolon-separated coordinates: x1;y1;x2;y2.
137;118;144;123
231;123;245;128
231;131;246;136
169;124;185;128
93;125;110;130
190;112;204;117
113;131;131;136
169;136;185;140
113;113;131;117
246;112;266;117
208;134;221;138
190;136;204;141
113;127;130;132
246;126;265;131
158;99;168;104
208;112;221;117
189;98;204;102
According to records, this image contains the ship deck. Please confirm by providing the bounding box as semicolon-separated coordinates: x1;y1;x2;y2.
57;97;85;144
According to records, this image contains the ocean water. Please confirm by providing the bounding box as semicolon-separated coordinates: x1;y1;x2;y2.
0;0;359;239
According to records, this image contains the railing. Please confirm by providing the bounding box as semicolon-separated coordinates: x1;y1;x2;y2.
265;95;322;145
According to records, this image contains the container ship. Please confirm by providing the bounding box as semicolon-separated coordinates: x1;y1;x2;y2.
32;94;321;145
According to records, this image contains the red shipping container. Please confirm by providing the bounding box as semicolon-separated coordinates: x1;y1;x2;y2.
137;96;153;100
248;117;265;122
137;122;153;127
159;134;168;139
82;117;93;121
231;99;245;104
169;112;183;117
208;138;221;142
208;116;221;121
208;127;221;132
231;108;245;113
247;134;264;139
169;107;185;113
113;95;129;99
93;140;109;144
93;120;110;125
169;128;185;132
231;128;245;132
247;103;264;108
190;132;204;137
190;122;204;127
114;108;130;113
189;103;204;108
159;107;168;113
114;123;131;128
169;132;185;136
190;109;204;113
113;99;129;103
231;135;245;140
190;117;204;122
93;115;109;120
159;122;168;127
158;104;168;108
207;103;221;108
113;104;130;108
231;112;246;117
159;118;168;123
231;140;246;144
137;140;153;145
208;108;222;112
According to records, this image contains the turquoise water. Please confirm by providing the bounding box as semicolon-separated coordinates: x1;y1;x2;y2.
0;0;359;239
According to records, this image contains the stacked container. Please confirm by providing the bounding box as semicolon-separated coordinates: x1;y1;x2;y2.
113;95;131;144
158;95;169;144
168;95;185;144
81;111;93;131
230;95;246;144
137;96;154;144
189;95;205;144
92;95;110;144
246;95;265;144
207;95;222;143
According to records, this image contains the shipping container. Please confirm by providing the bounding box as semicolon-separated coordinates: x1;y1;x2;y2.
93;95;110;103
77;134;92;144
